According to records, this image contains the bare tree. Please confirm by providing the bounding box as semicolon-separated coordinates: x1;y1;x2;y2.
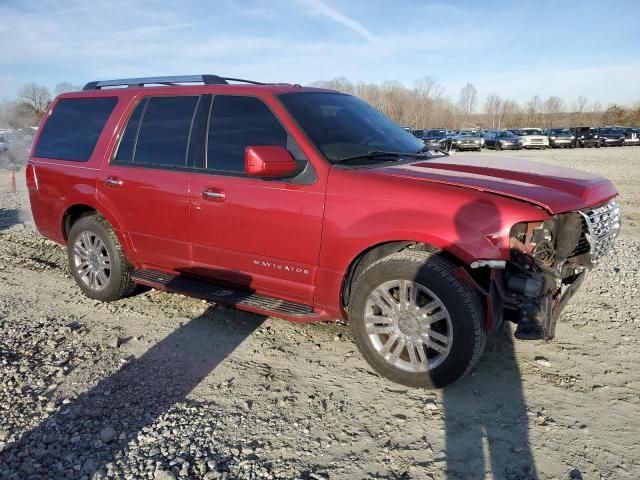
544;96;564;127
484;93;503;129
19;83;52;115
414;76;444;100
525;95;544;126
54;82;81;96
498;99;521;128
457;83;477;120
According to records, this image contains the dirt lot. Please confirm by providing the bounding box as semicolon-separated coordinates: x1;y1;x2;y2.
0;147;639;480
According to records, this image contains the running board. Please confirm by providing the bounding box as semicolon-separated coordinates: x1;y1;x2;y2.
131;269;317;318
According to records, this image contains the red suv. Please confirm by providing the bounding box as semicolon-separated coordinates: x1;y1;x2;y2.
27;75;621;388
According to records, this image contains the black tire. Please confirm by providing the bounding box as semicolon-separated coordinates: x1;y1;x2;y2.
348;251;486;389
67;214;136;302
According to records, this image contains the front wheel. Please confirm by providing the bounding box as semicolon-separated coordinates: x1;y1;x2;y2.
67;215;136;302
348;251;486;389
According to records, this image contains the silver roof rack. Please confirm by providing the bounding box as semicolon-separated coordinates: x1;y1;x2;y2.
82;75;268;90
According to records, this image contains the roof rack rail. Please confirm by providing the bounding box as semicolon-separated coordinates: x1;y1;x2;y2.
82;75;269;90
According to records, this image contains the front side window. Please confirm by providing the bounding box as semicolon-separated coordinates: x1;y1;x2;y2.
207;95;290;173
278;92;424;164
34;97;117;161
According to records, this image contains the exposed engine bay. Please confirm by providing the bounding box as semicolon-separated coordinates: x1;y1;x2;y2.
500;199;621;340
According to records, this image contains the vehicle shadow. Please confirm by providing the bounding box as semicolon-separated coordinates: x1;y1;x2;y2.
0;300;265;478
443;329;537;479
0;208;20;232
442;198;537;479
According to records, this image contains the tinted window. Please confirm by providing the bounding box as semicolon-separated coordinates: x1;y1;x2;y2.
34;97;117;161
134;96;199;167
114;99;147;162
207;96;288;172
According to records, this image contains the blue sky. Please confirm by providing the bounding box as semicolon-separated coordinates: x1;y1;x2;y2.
1;0;639;106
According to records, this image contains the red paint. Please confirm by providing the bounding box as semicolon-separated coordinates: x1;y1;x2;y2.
244;146;297;177
28;84;619;323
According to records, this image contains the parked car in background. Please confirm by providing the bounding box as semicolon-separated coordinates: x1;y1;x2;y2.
0;134;8;154
484;130;522;150
513;128;549;149
548;128;576;148
461;129;485;147
450;130;482;151
421;128;453;152
570;126;600;148
623;127;640;146
597;127;625;147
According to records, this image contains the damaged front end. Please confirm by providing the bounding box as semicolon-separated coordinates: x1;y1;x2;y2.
493;199;620;340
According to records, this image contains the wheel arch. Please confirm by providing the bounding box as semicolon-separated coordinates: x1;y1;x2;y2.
61;203;135;260
340;240;468;307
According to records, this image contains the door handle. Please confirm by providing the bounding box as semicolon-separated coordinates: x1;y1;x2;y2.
104;176;123;187
202;188;225;202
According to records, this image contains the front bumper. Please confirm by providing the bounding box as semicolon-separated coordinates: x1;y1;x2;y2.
601;138;624;146
454;143;481;150
498;142;522;150
474;199;620;341
522;142;548;149
549;138;573;147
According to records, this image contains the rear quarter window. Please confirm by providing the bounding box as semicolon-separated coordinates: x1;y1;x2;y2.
34;97;117;162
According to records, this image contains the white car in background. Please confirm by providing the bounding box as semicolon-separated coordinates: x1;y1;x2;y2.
513;128;549;149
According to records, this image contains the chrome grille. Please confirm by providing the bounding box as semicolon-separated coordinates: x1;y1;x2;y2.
579;199;621;260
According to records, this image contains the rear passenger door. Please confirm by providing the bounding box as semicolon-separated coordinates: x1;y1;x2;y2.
98;95;201;271
188;95;325;304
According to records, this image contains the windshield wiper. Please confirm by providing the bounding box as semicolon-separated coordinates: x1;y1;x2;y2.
334;150;431;164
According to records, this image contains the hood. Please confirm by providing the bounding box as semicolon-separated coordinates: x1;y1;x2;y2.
453;134;481;139
599;132;624;138
378;155;617;214
519;135;547;140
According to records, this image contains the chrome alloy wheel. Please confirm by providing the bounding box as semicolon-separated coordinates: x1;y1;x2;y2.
364;280;453;372
72;231;111;291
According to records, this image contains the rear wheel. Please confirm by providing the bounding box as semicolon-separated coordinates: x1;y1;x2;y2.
67;215;136;302
348;251;486;389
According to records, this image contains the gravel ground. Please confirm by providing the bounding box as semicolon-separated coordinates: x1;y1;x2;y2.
0;146;639;480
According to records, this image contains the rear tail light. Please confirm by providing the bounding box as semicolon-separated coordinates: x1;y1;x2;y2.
26;163;38;190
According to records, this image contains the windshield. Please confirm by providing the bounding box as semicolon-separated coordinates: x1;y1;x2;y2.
498;132;516;138
278;92;424;163
550;128;570;134
518;129;543;136
426;129;447;137
458;131;478;137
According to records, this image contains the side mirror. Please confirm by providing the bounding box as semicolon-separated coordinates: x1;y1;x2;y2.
244;146;298;178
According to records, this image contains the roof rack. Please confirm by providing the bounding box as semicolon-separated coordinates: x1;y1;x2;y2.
82;75;269;91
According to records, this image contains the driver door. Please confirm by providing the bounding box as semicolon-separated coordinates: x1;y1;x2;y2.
189;94;325;304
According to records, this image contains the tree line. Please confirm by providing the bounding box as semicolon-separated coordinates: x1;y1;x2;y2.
312;77;640;130
0;82;79;129
1;79;639;130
